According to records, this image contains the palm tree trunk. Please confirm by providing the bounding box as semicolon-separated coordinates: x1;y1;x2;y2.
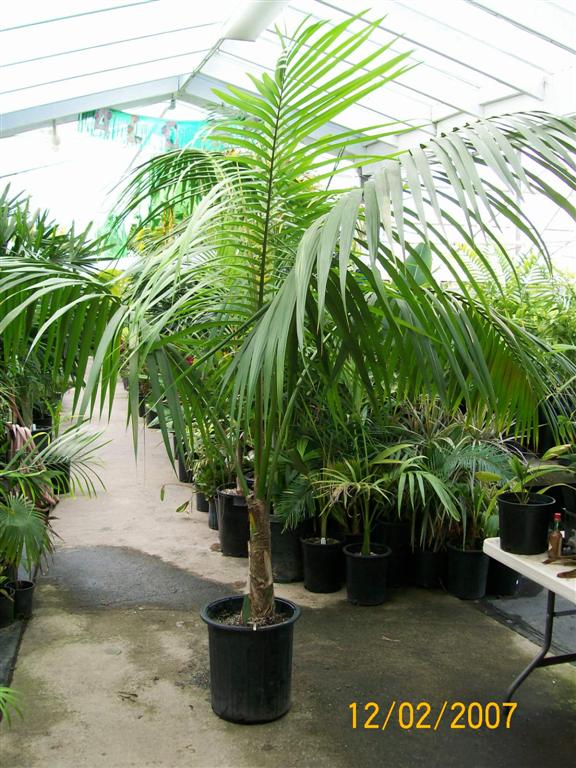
247;495;274;621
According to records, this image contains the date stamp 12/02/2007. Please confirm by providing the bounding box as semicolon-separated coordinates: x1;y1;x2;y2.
349;701;518;731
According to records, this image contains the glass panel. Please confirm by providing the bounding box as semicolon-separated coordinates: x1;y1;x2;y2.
0;51;206;113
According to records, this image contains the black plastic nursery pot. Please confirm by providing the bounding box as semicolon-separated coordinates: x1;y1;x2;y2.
172;435;194;484
32;408;52;431
372;520;411;586
145;408;160;428
498;492;556;555
301;538;344;593
485;560;519;597
208;498;219;531
270;516;303;583
344;543;391;606
177;455;194;484
195;492;209;513
0;586;15;628
413;549;447;589
217;484;249;558
447;544;489;600
201;596;301;724
11;580;35;620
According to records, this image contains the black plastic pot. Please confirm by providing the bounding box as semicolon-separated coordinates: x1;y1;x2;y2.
201;596;300;723
447;544;489;600
270;516;303;583
486;560;519;597
413;549;446;589
498;492;556;555
208;498;219;531
172;435;194;484
138;396;146;418
301;538;343;593
32;408;52;431
145;408;159;428
195;492;209;513
217;484;249;558
344;543;391;605
177;455;194;484
0;586;15;628
372;520;411;586
11;580;35;620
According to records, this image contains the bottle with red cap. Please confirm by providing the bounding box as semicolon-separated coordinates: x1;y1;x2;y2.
548;512;563;559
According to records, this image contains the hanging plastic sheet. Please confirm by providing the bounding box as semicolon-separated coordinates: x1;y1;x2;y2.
78;108;213;152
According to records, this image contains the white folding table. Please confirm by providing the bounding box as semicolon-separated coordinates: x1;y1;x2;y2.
483;537;576;700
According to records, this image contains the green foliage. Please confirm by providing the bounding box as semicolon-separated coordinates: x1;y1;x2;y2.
462;247;576;349
476;444;573;506
0;686;22;727
2;14;576;618
0;495;51;572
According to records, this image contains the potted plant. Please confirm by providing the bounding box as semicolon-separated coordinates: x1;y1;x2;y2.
193;456;230;529
446;482;493;600
0;495;51;623
477;446;573;555
269;439;322;583
300;490;345;593
0;426;104;621
7;12;576;728
172;431;194;484
0;570;15;628
191;459;213;517
313;458;391;604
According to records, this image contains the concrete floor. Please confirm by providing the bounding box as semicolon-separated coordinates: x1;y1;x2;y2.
1;390;575;767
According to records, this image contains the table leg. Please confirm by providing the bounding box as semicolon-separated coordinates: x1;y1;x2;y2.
505;590;576;701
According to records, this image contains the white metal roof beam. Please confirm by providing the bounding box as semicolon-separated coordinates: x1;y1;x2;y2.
1;1;158;33
463;0;576;54
0;48;212;99
2;22;218;69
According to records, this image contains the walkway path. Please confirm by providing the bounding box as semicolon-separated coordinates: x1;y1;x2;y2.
1;388;575;767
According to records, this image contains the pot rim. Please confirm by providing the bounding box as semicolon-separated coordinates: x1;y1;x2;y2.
200;595;301;632
498;491;556;507
447;542;485;555
11;580;35;591
300;536;342;547
343;543;392;558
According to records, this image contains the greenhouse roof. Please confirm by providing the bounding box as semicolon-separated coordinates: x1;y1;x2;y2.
1;0;575;145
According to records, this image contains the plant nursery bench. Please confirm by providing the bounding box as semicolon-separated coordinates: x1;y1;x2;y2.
483;537;576;700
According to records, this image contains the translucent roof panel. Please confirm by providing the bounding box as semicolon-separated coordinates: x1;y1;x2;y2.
0;0;242;134
1;0;574;144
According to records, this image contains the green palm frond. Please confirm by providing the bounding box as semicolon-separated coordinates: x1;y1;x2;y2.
0;687;22;727
0;495;52;571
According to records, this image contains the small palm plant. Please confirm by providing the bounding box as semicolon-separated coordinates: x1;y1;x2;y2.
313;459;391;555
0;686;22;726
314;445;460;556
476;445;573;506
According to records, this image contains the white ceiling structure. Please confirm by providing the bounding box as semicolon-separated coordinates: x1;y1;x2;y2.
1;0;574;142
0;1;575;263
